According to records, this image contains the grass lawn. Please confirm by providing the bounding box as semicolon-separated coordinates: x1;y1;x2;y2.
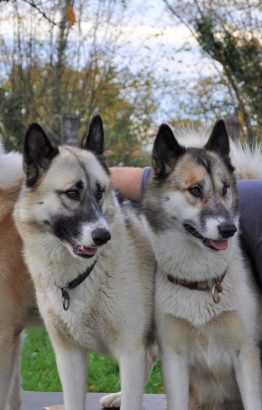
21;328;164;393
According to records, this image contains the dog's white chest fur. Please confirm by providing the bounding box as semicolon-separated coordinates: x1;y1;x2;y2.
24;223;153;356
154;244;261;406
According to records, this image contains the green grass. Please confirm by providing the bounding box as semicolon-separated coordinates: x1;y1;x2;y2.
21;328;164;393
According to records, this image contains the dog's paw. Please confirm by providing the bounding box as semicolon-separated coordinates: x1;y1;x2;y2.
99;392;121;408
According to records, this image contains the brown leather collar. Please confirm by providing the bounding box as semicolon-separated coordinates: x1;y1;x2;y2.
167;270;227;303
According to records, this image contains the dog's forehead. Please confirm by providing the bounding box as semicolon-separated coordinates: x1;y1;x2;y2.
175;150;229;189
42;147;110;188
175;154;207;188
171;152;208;190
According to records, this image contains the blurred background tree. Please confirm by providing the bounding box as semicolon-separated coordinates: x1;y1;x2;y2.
0;0;261;163
164;0;262;141
0;0;157;165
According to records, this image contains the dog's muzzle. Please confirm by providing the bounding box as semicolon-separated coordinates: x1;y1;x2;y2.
73;227;111;258
183;222;236;251
218;222;237;239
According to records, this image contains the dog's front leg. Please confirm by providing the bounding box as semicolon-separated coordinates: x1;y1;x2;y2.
49;330;87;410
234;344;262;410
56;346;87;410
118;346;145;410
161;347;189;410
100;343;157;409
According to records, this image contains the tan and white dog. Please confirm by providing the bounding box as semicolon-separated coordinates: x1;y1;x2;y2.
142;120;262;410
0;143;41;410
13;116;156;410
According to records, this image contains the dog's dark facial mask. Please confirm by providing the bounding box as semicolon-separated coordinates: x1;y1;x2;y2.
23;116;111;259
144;119;239;251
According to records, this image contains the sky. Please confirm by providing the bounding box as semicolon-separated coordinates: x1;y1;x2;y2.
0;0;218;80
0;0;221;121
73;0;220;120
77;0;218;80
110;0;219;119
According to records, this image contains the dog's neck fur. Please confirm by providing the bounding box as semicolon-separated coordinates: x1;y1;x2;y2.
149;223;247;326
147;224;237;282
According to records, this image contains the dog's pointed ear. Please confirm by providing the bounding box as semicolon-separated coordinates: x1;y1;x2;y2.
82;115;104;156
24;123;59;187
205;120;230;157
153;124;185;177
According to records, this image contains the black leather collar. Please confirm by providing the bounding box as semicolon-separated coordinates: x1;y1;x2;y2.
60;259;97;310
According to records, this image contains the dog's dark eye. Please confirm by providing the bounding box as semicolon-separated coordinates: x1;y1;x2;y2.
188;186;203;198
65;189;80;200
95;185;105;201
222;182;229;196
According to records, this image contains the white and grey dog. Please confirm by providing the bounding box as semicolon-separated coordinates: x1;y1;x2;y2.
14;116;156;410
142;119;262;410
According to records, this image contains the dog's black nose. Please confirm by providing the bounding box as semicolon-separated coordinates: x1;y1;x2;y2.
91;228;111;246
218;222;237;238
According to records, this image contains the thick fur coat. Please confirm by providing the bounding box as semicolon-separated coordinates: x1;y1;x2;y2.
13;116;156;410
142;120;262;410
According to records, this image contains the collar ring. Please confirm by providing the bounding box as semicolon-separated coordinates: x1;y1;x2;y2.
211;282;223;304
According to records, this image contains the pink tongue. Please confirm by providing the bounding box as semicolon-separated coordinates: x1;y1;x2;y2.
209;239;228;251
81;246;97;256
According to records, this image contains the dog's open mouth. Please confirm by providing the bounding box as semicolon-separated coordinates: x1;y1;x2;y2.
72;244;97;258
183;223;228;251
